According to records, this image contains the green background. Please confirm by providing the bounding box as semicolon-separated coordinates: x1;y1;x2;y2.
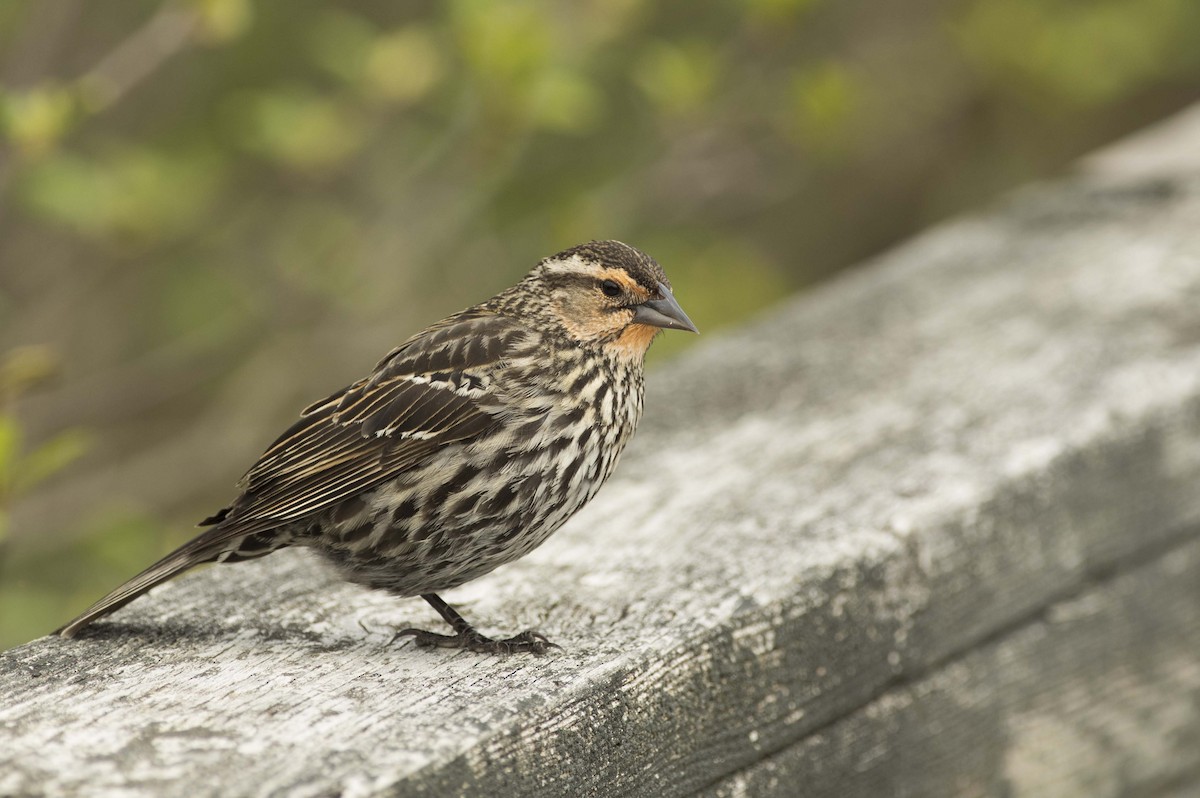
3;0;1199;649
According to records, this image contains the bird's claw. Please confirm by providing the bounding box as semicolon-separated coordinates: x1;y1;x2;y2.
394;626;558;655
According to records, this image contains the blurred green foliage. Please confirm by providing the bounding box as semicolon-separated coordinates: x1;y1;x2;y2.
0;348;91;559
2;0;1199;649
955;0;1200;107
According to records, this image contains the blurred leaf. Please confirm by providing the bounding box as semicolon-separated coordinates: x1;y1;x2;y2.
452;0;553;84
365;27;445;105
633;40;718;117
742;0;822;23
0;346;61;398
227;88;367;171
787;62;860;156
527;69;602;132
954;0;1200;107
193;0;253;43
20;147;225;242
0;414;19;498
306;9;376;83
12;429;92;496
0;85;78;158
0;345;67;550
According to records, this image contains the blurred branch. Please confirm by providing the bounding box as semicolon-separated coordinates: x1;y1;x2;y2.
0;0;83;220
0;1;200;223
76;3;198;112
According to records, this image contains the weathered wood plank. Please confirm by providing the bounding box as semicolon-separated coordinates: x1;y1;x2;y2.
3;105;1200;797
704;528;1200;798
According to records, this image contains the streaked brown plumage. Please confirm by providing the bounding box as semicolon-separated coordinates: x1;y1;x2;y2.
57;240;697;653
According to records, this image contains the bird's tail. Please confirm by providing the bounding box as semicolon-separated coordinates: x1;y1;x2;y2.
56;525;247;638
56;535;225;638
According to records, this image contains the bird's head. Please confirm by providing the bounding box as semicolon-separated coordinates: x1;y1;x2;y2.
517;240;698;359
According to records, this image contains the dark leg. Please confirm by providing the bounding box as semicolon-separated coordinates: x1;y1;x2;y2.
394;593;557;655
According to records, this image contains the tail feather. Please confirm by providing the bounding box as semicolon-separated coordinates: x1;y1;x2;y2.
56;533;227;638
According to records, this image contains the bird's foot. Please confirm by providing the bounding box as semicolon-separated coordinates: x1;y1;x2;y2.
395;626;557;655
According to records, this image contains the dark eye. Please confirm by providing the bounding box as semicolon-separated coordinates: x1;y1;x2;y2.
600;279;622;298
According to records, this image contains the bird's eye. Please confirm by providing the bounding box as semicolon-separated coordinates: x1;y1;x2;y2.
600;279;622;298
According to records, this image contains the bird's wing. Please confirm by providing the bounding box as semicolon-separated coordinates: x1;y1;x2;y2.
56;308;534;638
211;308;528;539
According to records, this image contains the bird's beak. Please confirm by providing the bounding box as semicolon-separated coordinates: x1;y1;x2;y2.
633;282;699;334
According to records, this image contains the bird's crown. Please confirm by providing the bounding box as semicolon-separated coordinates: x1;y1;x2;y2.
534;240;672;294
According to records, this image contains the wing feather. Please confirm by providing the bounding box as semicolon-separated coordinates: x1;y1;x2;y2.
208;309;525;541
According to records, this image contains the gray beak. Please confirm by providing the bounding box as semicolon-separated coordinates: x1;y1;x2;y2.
632;282;699;334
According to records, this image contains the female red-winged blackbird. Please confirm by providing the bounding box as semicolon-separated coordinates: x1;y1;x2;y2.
57;241;696;653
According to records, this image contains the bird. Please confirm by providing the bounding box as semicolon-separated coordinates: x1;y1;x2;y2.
56;240;697;654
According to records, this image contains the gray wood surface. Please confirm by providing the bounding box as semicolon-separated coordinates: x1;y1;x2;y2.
705;529;1200;798
4;104;1200;798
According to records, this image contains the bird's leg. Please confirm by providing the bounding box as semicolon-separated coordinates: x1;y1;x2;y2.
394;593;557;655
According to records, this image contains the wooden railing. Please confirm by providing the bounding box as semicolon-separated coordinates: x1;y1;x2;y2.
4;105;1200;798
